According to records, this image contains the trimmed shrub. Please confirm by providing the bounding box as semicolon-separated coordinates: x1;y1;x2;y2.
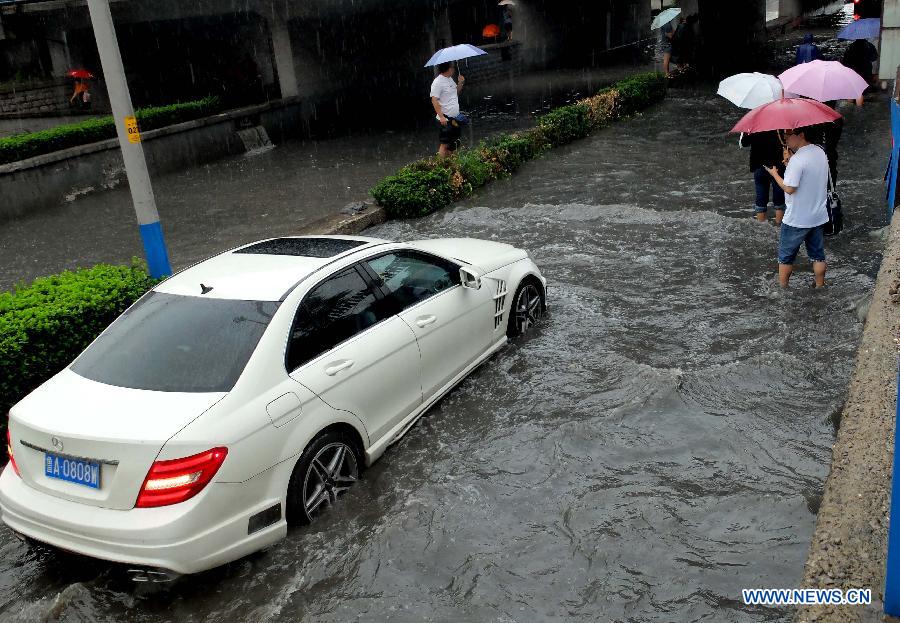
538;103;591;146
370;71;666;218
581;89;620;131
0;96;221;165
371;162;457;219
480;128;550;174
0;262;158;442
615;72;668;116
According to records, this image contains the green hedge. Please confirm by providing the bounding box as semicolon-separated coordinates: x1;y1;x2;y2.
0;96;221;165
371;72;666;219
0;263;158;445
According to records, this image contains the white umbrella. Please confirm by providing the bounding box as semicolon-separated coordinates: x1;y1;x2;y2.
717;72;784;109
424;44;488;68
651;7;681;30
498;0;515;5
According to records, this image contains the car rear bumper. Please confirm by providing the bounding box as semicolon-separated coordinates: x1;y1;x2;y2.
0;462;291;574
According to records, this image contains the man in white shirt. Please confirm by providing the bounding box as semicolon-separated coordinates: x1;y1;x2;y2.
430;62;465;156
765;127;830;288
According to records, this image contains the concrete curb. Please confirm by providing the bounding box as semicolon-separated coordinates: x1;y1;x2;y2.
797;212;900;622
295;205;387;236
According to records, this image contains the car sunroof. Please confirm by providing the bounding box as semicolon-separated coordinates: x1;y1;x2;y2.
234;238;367;258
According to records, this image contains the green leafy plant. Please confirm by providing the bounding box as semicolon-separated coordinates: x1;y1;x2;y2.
538;103;591;146
0;96;221;165
367;71;665;218
0;262;158;450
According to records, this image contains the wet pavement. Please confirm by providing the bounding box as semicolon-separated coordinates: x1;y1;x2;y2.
0;80;891;621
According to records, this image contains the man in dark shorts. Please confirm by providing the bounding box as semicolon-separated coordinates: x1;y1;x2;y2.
430;61;465;156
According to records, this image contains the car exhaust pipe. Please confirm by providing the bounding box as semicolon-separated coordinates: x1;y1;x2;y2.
126;568;179;583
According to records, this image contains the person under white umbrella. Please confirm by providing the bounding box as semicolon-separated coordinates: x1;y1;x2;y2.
717;72;790;223
651;8;681;76
425;46;485;156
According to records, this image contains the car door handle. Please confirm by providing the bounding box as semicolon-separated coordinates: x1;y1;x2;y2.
324;360;354;376
415;315;437;328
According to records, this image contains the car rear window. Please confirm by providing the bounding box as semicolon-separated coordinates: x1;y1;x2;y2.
71;292;279;392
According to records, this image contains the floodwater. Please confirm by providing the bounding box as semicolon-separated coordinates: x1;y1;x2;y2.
0;13;893;621
0;86;890;621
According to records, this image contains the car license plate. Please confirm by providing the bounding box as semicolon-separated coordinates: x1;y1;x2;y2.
44;453;101;489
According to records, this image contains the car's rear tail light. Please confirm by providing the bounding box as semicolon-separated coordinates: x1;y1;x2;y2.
136;447;227;508
6;429;19;477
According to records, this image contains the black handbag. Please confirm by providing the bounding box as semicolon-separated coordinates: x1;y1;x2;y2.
823;164;844;237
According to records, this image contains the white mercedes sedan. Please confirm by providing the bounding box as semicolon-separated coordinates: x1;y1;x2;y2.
0;235;546;577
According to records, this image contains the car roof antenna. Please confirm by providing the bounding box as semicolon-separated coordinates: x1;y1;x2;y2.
200;284;214;294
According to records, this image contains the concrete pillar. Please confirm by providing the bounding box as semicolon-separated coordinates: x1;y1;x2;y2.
430;1;451;52
46;30;71;76
270;12;298;98
779;0;802;21
882;0;900;80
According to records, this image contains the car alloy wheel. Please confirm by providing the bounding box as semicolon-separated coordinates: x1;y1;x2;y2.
510;282;544;338
287;433;359;525
303;442;358;518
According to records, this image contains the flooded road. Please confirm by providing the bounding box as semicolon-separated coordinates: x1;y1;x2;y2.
0;84;890;621
0;64;657;292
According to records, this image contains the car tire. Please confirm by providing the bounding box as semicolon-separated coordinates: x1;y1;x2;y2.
286;431;360;526
507;278;545;339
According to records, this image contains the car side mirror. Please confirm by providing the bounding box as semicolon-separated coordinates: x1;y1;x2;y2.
460;267;482;290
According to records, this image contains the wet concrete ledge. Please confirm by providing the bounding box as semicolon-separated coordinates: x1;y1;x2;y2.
797;212;900;622
294;203;387;237
0;97;307;221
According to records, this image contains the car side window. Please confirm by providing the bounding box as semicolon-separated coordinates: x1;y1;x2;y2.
286;267;390;371
365;251;460;312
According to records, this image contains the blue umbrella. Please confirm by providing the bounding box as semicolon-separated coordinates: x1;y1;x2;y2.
837;18;880;40
424;44;487;68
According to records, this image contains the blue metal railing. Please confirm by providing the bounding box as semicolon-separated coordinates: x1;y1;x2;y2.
888;99;900;217
885;367;900;615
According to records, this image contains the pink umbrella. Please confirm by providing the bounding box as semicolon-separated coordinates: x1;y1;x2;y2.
730;97;841;133
778;60;868;102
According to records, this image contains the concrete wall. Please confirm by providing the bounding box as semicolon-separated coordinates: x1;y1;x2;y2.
0;98;307;221
0;78;70;115
459;42;523;83
795;211;900;622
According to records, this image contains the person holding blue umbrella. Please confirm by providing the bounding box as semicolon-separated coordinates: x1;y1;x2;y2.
425;44;486;156
430;62;465;156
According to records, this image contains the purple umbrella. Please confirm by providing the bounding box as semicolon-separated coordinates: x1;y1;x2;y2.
778;60;869;102
837;18;880;40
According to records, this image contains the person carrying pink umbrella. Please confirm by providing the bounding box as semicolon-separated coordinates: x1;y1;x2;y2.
732;98;842;288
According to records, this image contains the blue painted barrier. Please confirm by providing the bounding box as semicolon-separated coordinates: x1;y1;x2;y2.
888;99;900;217
884;366;900;615
138;220;172;279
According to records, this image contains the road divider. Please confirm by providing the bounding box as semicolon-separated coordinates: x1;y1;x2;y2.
370;72;667;219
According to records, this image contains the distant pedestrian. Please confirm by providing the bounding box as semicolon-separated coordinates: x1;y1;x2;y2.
659;15;680;76
842;39;878;106
501;4;513;40
430;61;466;157
765;127;830;288
70;79;90;109
795;33;821;64
741;130;787;223
673;14;698;68
809;116;843;185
